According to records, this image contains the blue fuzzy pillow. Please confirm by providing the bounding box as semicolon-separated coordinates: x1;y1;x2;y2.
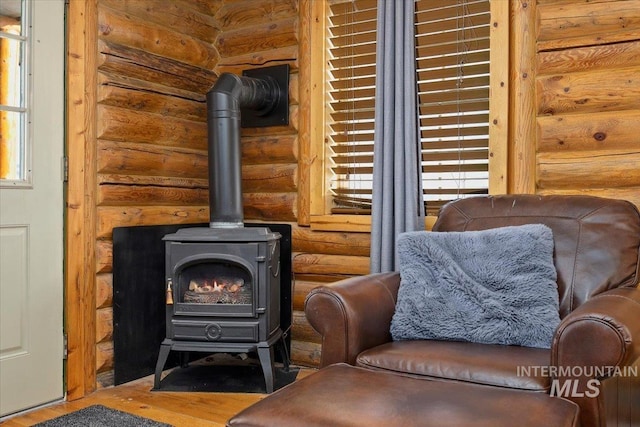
390;224;560;349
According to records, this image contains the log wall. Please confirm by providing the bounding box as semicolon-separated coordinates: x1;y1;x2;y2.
532;0;640;205
71;0;640;391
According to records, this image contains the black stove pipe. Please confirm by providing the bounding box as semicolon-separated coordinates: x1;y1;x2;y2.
206;73;279;228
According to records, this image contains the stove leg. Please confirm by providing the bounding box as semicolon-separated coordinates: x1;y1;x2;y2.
257;345;275;393
154;342;172;389
278;336;290;372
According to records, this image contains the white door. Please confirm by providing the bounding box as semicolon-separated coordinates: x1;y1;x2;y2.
0;0;65;417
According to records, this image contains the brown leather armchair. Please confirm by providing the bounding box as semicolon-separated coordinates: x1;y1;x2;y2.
305;195;640;427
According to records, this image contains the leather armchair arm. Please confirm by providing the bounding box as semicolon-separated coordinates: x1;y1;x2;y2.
304;272;401;368
552;286;640;374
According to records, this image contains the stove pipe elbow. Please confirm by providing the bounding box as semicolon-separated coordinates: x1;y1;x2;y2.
206;73;280;228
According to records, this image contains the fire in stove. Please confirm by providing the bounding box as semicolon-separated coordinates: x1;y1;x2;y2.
185;276;250;305
172;260;254;308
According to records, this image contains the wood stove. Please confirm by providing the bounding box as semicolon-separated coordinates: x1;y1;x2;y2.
153;67;290;393
154;226;286;393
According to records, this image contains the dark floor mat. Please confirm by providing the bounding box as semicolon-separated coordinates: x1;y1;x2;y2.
33;404;172;427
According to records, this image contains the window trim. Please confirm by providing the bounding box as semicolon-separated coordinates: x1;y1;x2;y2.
306;0;508;232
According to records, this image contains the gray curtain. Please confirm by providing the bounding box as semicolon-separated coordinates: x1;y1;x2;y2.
370;0;425;273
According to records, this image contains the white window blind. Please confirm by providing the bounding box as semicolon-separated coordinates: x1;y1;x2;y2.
326;0;490;216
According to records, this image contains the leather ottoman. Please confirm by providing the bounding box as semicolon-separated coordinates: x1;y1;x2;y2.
227;363;580;427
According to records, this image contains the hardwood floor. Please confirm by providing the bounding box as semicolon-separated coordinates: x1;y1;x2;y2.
1;367;316;426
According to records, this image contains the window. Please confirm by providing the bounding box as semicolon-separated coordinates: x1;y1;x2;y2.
308;0;508;231
325;0;377;215
416;0;495;215
0;0;30;186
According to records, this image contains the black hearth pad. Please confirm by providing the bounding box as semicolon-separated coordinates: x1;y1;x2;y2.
152;360;298;393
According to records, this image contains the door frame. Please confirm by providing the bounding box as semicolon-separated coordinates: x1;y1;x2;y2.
65;0;98;400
